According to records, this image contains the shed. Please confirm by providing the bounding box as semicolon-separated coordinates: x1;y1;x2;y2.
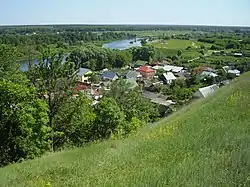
194;84;219;98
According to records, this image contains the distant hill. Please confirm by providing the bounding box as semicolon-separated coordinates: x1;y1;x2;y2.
1;72;250;187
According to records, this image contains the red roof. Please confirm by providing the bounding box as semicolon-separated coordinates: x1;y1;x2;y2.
74;83;89;92
138;66;155;73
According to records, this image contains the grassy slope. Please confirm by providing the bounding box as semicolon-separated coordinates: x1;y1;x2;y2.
1;73;250;187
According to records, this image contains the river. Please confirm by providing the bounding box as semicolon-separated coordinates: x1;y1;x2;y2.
102;38;142;50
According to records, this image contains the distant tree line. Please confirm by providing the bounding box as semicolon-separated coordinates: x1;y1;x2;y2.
0;32;136;46
1;25;250;34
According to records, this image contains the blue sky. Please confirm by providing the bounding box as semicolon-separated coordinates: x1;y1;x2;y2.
1;0;250;26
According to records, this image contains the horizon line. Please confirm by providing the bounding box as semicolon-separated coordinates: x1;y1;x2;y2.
0;23;250;28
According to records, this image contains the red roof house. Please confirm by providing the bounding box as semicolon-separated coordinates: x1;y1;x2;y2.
137;66;155;79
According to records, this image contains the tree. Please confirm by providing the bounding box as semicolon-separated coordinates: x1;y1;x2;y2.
171;55;179;61
177;50;182;56
140;39;147;46
53;94;96;148
28;48;77;151
89;73;100;83
200;44;206;49
0;78;50;166
93;97;125;139
0;45;20;79
156;68;165;77
132;46;155;62
107;80;160;123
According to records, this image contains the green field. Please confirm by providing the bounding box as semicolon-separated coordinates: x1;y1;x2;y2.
1;73;250;187
122;30;192;37
151;39;195;49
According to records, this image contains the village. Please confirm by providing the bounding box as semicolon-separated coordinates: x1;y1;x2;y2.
74;59;241;112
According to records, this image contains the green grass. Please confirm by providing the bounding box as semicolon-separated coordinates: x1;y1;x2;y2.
1;73;250;187
151;39;194;49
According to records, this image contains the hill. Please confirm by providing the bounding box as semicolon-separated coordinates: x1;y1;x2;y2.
1;72;250;187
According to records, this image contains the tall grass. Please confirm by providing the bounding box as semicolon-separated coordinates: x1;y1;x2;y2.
1;72;250;187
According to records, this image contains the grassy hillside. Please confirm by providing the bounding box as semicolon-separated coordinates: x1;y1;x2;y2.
1;73;250;187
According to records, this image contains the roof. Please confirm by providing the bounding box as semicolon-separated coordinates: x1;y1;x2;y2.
163;72;176;80
77;68;92;76
138;66;155;73
125;78;139;89
152;65;164;70
163;65;183;72
234;53;242;56
196;84;219;98
125;70;141;79
201;71;218;78
228;69;240;75
101;71;118;80
163;65;174;71
172;66;184;73
74;83;89;92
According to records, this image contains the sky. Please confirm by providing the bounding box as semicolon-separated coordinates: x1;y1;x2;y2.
1;0;250;26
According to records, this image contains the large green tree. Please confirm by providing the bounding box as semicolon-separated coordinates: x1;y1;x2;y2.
28;48;76;151
0;78;50;166
93;97;125;139
132;46;155;62
53;94;96;148
0;44;20;79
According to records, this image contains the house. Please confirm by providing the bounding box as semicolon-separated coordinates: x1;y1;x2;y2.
76;68;92;83
102;68;109;73
125;70;142;79
172;66;184;73
234;53;243;57
201;70;218;78
101;71;118;81
163;65;174;72
222;66;241;76
193;84;219;98
137;66;155;79
163;65;184;73
194;66;216;74
228;69;240;76
163;72;176;84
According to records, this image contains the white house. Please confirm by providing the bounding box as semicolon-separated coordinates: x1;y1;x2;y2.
76;68;93;82
163;65;184;73
201;71;218;78
163;65;174;72
194;84;219;98
172;66;184;73
228;69;241;76
163;72;176;84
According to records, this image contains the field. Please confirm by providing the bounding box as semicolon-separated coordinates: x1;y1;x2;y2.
149;39;212;60
121;30;192;37
0;72;250;186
